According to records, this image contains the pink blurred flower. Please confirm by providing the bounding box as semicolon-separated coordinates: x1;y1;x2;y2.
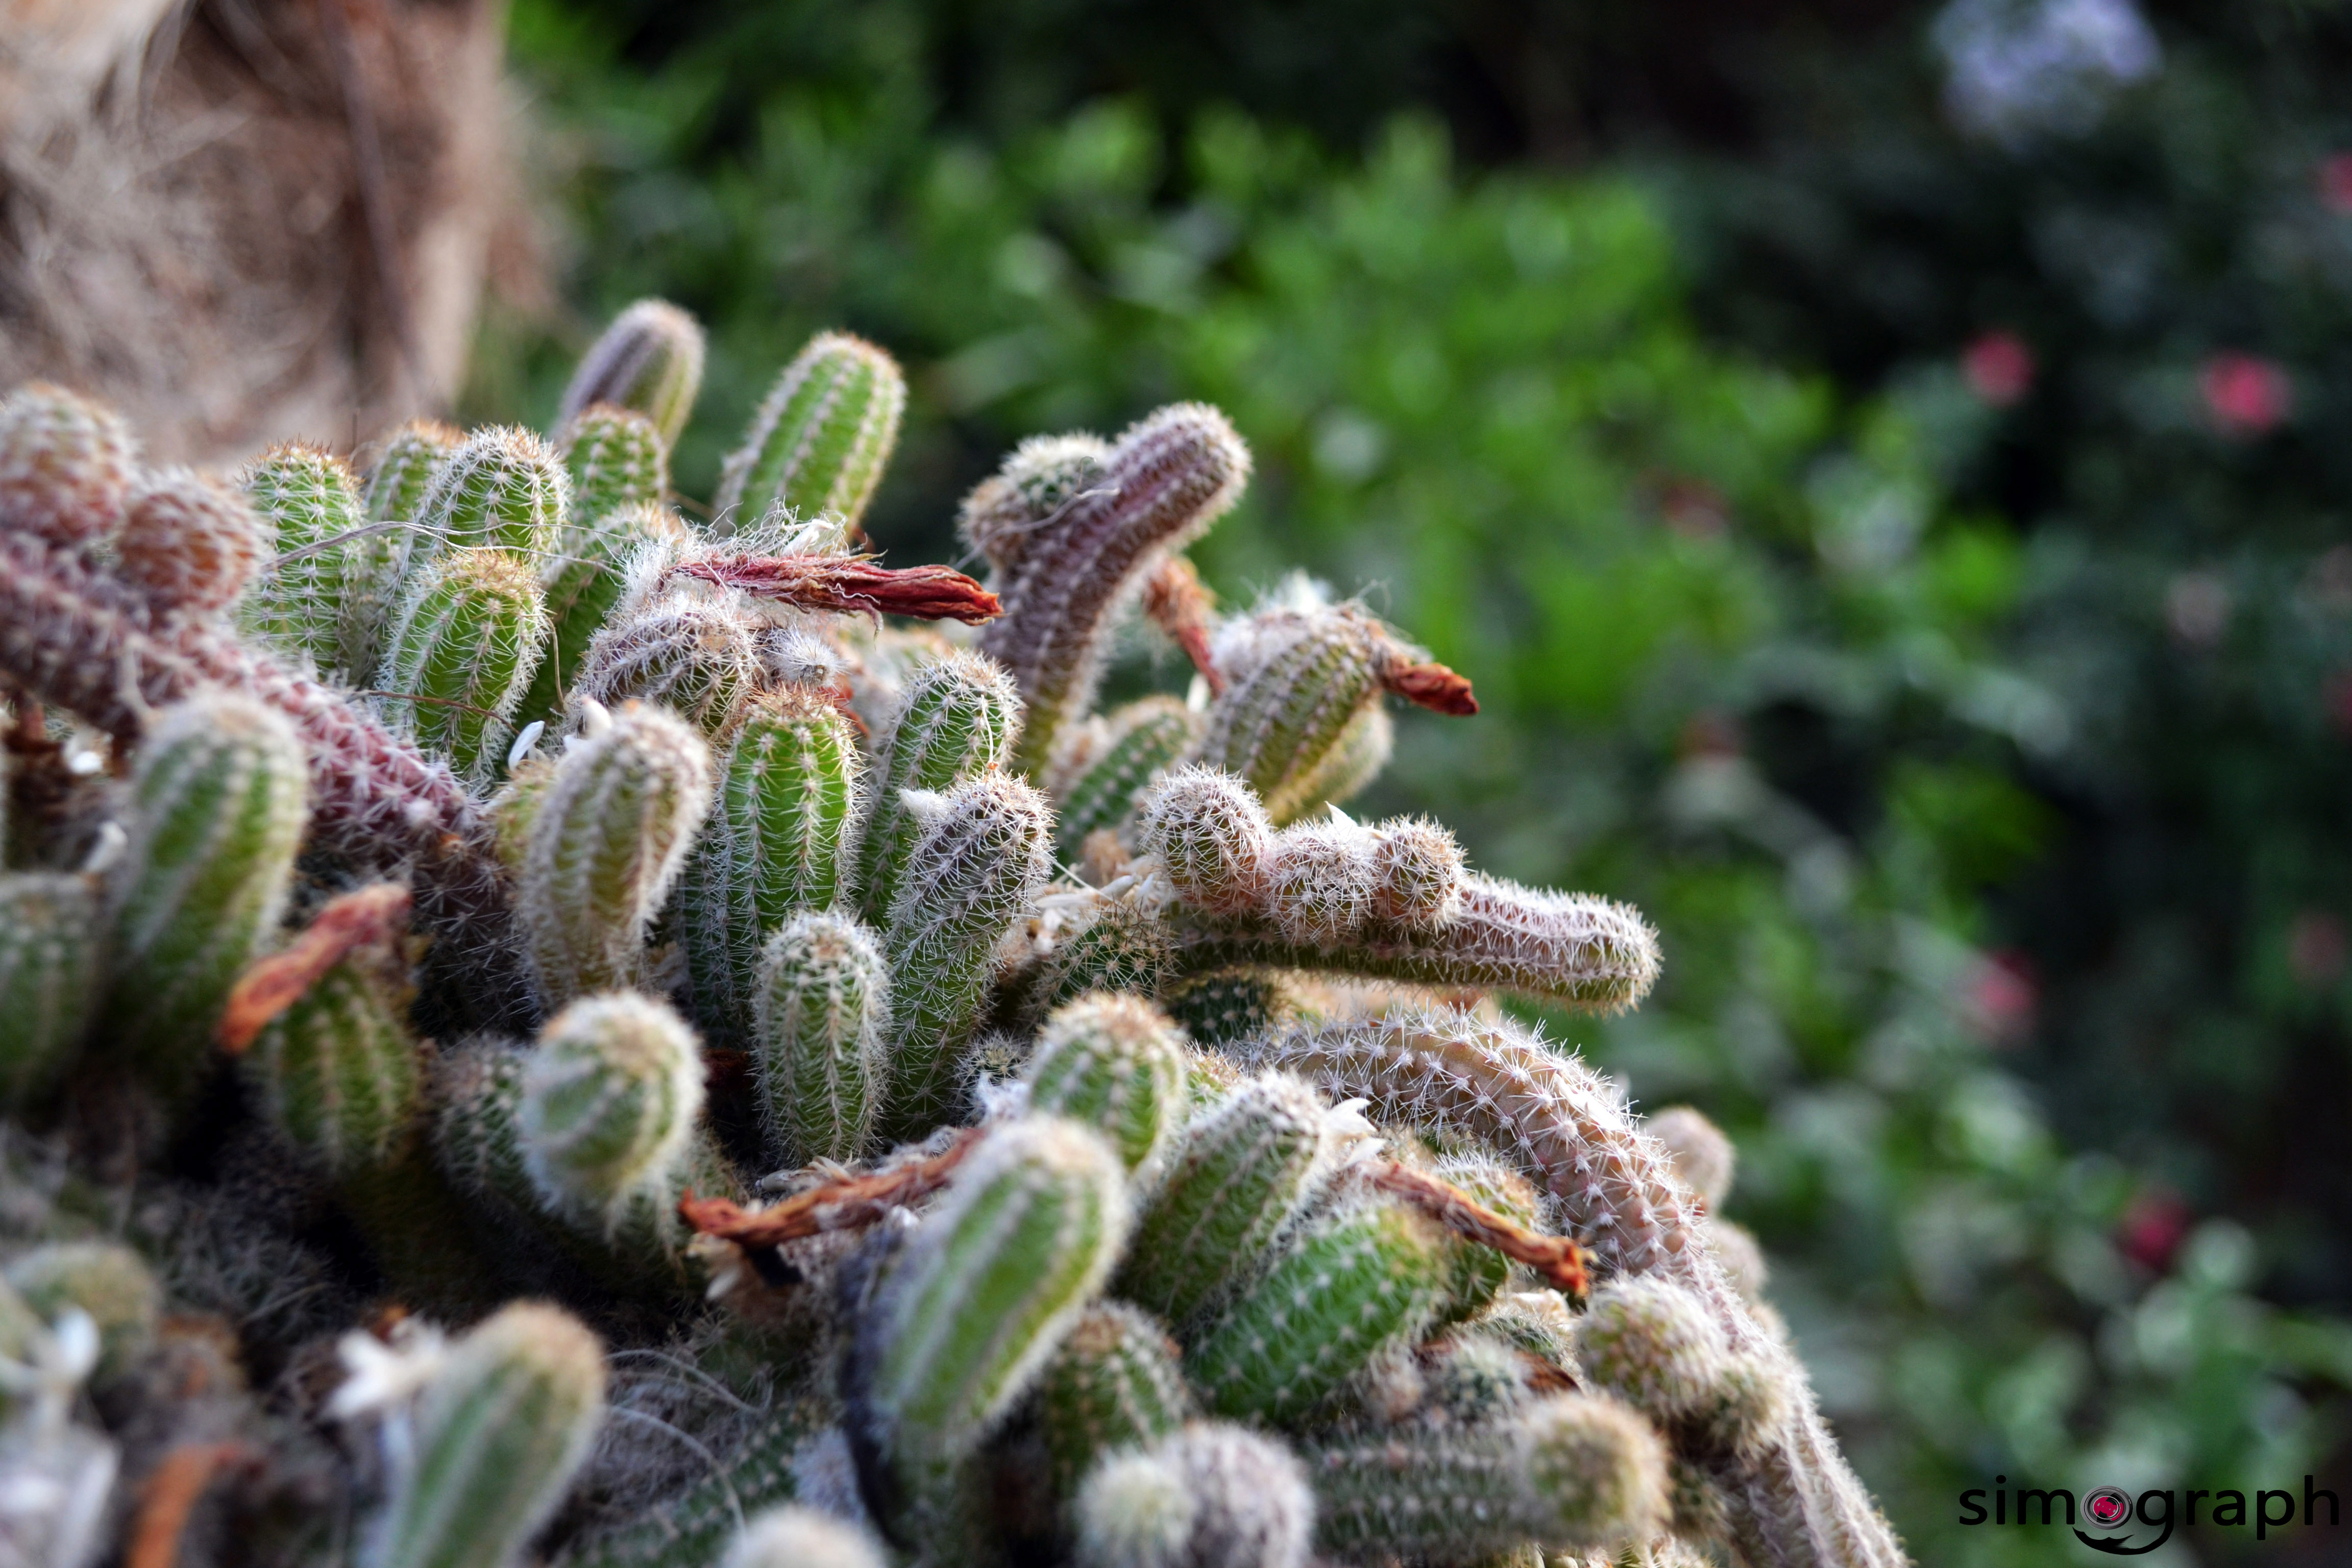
1965;950;2039;1046
2118;1188;2192;1274
2289;911;2348;988
2321;153;2352;215
2199;352;2293;436
1963;330;2036;407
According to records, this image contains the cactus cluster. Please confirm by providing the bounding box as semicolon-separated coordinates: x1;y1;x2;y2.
0;304;1905;1568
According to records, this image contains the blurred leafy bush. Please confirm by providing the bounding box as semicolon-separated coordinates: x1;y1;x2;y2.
486;2;2352;1558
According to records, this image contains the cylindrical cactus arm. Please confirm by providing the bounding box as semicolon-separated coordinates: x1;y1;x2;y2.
1039;1302;1193;1496
0;528;508;952
518;500;690;732
1019;994;1188;1181
353;418;463;675
1137;770;1660;1010
561;404;671;527
1233;1006;1909;1568
376;547;552;786
0;871;101;1107
241;928;424;1177
410;424;571;567
570;598;764;740
1114;1072;1336;1327
845;1117;1131;1542
238;444;368;674
1018;893;1174;1030
850;649;1022;925
1301;1394;1672;1563
518;991;706;1236
1195;598;1477;825
519;701;715;1007
751;911;889;1169
877;772;1054;1133
104;692;309;1090
1182;1199;1447;1423
0;382;137;546
557;299;707;446
114;468;266;620
1072;1424;1312;1568
714;331;906;532
363;1303;608;1568
429;1038;536;1211
972;403;1252;779
1047;695;1203;855
678;689;865;1041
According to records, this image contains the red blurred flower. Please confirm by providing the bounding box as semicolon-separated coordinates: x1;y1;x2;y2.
2118;1188;2193;1275
2289;910;2348;989
2199;353;2293;437
1963;331;2036;407
2321;153;2352;215
1965;950;2038;1047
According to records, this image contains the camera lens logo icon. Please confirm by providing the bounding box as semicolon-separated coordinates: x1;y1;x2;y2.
2084;1487;2134;1530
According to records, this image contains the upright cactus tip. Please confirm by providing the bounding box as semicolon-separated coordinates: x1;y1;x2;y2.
849;1116;1131;1536
367;1302;607;1568
520;991;706;1232
115;468;266;616
559;299;707;446
716;330;906;532
0;381;137;545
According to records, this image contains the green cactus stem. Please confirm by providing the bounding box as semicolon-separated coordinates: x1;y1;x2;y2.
367;1302;608;1568
851;649;1021;926
558;299;707;447
1047;696;1202;856
410;425;570;567
1114;1073;1336;1328
1019;994;1187;1180
970;404;1251;778
1196;596;1477;825
1039;1302;1193;1495
243;939;423;1177
1183;1198;1447;1423
0;871;100;1106
518;991;706;1236
517;499;689;732
752;911;888;1168
104;692;308;1089
562;404;671;527
678;688;864;1040
353;418;463;673
878;771;1053;1133
570;597;763;740
1301;1394;1672;1562
846;1116;1130;1540
519;701;714;1007
715;331;906;533
1020;894;1173;1030
238;445;369;671
376;547;552;785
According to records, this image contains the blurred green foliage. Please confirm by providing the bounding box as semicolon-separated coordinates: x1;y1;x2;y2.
486;2;2352;1558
